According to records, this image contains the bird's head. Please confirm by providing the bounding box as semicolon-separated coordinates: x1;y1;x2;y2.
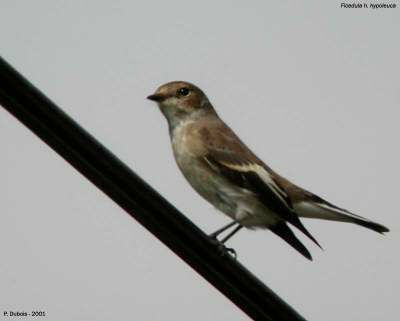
147;81;215;127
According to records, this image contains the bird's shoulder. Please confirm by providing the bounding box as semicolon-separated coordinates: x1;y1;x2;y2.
187;117;259;163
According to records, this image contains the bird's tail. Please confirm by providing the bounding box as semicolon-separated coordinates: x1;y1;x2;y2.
295;194;389;234
270;222;312;260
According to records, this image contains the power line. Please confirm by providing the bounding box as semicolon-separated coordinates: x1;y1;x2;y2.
0;56;307;321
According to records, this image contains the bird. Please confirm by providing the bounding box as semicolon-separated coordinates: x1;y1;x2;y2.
147;81;389;260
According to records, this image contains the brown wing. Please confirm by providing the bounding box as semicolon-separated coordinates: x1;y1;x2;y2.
199;122;321;248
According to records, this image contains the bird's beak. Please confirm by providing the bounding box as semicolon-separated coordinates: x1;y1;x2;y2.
147;93;165;102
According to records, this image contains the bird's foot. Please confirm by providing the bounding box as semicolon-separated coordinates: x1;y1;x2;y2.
216;242;237;259
223;246;237;259
209;236;237;259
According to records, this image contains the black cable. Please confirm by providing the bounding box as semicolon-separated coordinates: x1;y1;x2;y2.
0;56;307;321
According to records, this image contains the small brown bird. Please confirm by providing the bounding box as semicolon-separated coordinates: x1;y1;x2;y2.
147;81;389;260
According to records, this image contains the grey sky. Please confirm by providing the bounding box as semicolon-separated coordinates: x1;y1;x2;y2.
0;1;398;320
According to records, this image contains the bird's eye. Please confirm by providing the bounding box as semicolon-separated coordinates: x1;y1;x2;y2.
177;87;190;97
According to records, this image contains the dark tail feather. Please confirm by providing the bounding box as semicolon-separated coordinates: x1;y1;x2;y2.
290;217;323;250
307;194;390;234
270;222;312;260
349;217;389;234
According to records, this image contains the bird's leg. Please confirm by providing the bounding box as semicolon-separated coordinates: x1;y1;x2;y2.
209;220;238;239
220;225;243;244
209;221;243;259
218;225;243;259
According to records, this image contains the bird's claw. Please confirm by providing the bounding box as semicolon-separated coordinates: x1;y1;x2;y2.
224;246;237;259
213;240;237;259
